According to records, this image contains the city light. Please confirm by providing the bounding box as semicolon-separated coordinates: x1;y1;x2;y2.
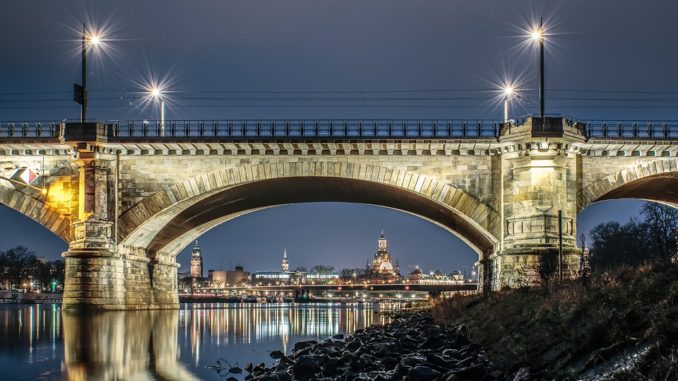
137;76;173;135
88;34;102;46
502;84;517;123
75;23;109;122
503;85;514;98
146;83;166;135
528;18;546;120
529;29;544;42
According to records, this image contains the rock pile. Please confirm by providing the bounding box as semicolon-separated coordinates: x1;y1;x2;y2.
236;310;511;381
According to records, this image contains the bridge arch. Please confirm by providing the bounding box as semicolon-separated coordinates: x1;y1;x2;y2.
118;163;499;258
578;158;678;210
0;184;71;241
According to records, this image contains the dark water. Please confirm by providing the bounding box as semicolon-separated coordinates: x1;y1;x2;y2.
0;302;397;380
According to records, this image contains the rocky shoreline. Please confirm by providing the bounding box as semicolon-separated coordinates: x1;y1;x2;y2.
228;309;528;381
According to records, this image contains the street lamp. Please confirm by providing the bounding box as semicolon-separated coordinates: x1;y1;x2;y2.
529;18;545;121
502;85;515;123
150;86;165;136
77;23;102;123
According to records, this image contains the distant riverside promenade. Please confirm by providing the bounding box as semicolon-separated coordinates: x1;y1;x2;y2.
0;290;62;304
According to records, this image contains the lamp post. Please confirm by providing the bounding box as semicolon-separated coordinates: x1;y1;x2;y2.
79;23;101;123
503;85;515;123
150;87;165;136
530;18;545;122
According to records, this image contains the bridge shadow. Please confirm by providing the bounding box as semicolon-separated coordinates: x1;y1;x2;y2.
62;309;200;381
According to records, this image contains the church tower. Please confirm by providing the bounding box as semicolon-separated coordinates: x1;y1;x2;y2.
378;231;387;250
372;231;396;276
282;249;290;272
190;240;204;278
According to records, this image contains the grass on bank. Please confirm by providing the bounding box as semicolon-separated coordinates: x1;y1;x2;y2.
432;262;678;379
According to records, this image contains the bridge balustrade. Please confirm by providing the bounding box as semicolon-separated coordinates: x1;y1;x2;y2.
104;119;501;140
0;121;61;138
2;119;677;141
585;121;678;139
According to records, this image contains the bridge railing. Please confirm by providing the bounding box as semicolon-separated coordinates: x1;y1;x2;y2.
2;119;678;141
109;119;501;139
583;121;678;140
0;121;61;138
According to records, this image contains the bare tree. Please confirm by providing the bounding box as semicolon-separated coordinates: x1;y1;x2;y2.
641;203;678;260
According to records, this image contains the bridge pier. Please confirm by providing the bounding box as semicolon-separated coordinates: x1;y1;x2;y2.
63;247;179;310
492;117;582;288
61;127;179;310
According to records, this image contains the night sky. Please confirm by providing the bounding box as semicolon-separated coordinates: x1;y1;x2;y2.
0;1;675;274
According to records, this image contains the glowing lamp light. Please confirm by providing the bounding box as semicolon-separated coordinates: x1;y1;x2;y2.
151;87;162;98
503;85;514;98
502;84;517;123
530;29;543;42
89;34;102;46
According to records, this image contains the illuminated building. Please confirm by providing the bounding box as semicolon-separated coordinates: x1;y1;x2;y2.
406;266;425;283
282;249;289;272
227;266;250;285
367;232;400;279
208;270;227;288
251;272;292;285
190;240;203;278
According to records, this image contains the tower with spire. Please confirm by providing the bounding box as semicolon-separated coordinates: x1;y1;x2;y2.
190;240;204;278
281;249;290;272
371;230;399;278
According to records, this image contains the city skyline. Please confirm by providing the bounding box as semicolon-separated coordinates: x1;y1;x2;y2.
0;199;647;273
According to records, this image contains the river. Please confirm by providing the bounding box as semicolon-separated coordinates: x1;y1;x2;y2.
0;302;402;380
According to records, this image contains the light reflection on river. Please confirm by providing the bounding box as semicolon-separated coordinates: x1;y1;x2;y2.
0;302;401;380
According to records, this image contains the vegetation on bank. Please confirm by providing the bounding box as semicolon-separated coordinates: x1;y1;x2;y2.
433;262;678;379
0;246;64;290
430;203;678;379
587;203;678;271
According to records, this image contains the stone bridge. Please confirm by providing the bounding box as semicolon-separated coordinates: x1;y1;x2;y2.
0;117;676;309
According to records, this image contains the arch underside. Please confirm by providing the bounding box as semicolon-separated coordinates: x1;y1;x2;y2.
134;177;497;257
589;172;678;208
0;185;70;242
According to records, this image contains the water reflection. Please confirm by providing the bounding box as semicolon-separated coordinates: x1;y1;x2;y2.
63;309;198;381
0;303;396;381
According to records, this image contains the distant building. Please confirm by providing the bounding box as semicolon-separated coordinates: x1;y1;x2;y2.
226;266;250;285
251;271;292;285
282;249;289;272
293;271;339;284
208;265;250;288
209;270;227;288
250;249;343;285
449;270;464;282
190;240;204;278
367;232;400;279
406;266;425;283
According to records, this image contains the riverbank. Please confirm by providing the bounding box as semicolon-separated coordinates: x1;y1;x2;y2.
245;262;678;380
0;290;62;304
237;309;506;380
433;261;678;380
